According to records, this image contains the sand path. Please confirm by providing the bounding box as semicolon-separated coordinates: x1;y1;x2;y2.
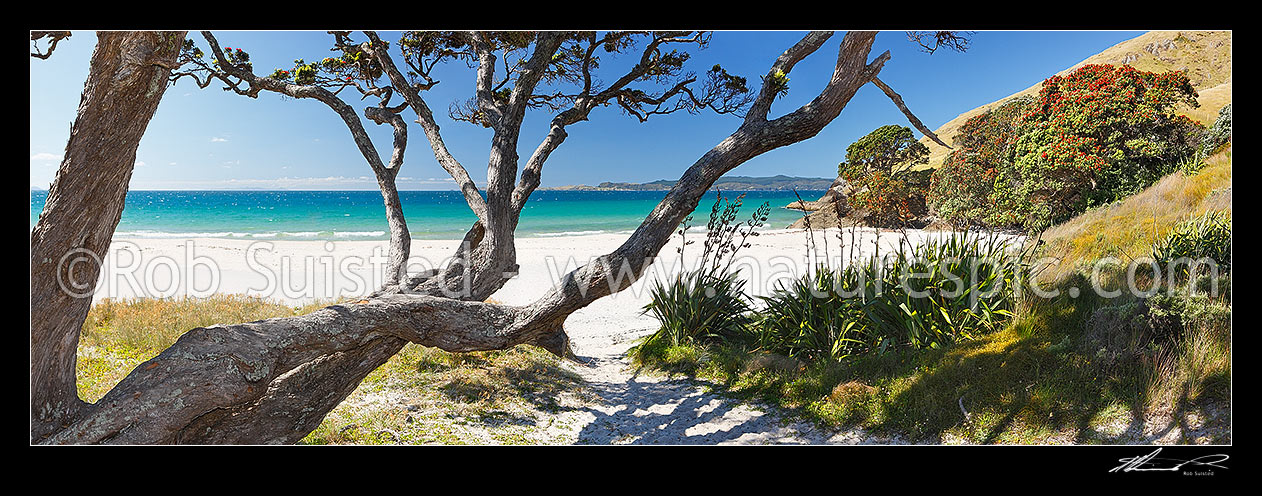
542;300;910;444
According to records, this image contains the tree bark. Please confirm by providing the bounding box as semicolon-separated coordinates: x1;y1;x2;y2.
30;31;186;442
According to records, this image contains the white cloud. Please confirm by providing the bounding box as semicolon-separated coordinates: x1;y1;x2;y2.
30;152;60;161
211;137;229;142
135;161;146;167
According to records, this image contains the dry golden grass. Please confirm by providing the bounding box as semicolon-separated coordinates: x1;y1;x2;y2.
301;343;585;445
76;294;336;402
1181;78;1232;126
1037;146;1231;283
72;294;585;443
920;31;1232;167
81;294;331;350
828;380;876;405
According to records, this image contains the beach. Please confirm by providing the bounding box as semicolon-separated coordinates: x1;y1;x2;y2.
94;227;1007;305
90;227;1011;444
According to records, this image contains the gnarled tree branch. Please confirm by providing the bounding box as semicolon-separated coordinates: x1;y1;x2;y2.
31;31;72;59
871;76;951;149
363;31;488;223
193;31;413;285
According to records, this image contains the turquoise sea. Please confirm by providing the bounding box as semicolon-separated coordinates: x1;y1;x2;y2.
29;190;825;240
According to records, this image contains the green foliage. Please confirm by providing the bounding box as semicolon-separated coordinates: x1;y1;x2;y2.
640;268;754;348
849;170;931;227
840;125;932;227
928;97;1033;227
767;69;790;99
632;141;1233;442
929;65;1206;230
180;38;204;60
272;38;382;87
1197;103;1232;162
1175;154;1206;176
703;64;750;106
1144;292;1231;342
222;46;251;69
1151;210;1232;278
839;125;930;177
754;232;1022;362
633;193;770;353
754;267;867;361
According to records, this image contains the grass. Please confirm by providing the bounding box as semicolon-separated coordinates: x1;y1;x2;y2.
634;276;1229;444
631;147;1232;444
74;294;588;444
301;343;586;445
76;294;332;402
1037;145;1231;283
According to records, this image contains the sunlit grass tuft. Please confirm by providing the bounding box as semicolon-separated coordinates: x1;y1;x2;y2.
76;294;335;402
1038;146;1231;284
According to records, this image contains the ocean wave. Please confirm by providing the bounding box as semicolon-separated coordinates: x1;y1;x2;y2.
114;230;388;239
532;230;609;237
333;231;387;238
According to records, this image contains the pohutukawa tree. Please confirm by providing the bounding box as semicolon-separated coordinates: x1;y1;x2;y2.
31;29;957;444
928;64;1203;230
839;124;934;227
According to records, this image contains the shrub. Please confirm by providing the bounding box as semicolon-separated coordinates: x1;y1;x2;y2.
928;97;1033;228
755;266;868;361
640;268;754;347
1085;291;1229;361
1011;65;1204;228
1151;210;1231;280
1197;103;1232;162
930;65;1205;230
754;232;1022;362
634;193;769;352
839;125;931;227
846;170;929;227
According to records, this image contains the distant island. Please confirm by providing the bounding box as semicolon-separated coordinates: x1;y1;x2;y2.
544;174;834;191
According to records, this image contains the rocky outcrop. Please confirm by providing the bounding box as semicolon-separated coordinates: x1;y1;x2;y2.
786;176;849;212
787;199;860;229
784;176;856;229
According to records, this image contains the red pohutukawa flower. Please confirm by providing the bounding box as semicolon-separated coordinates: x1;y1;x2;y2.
928;64;1202;229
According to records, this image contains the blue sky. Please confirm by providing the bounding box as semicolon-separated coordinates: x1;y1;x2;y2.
29;30;1145;190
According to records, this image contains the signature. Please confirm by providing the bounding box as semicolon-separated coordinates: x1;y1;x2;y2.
1110;448;1229;473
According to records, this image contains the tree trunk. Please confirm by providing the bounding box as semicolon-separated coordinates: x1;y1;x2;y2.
375;168;410;286
33;30;947;444
30;31;186;442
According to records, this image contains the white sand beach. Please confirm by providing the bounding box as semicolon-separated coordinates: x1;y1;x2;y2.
92;228;1019;444
96;227;1011;305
